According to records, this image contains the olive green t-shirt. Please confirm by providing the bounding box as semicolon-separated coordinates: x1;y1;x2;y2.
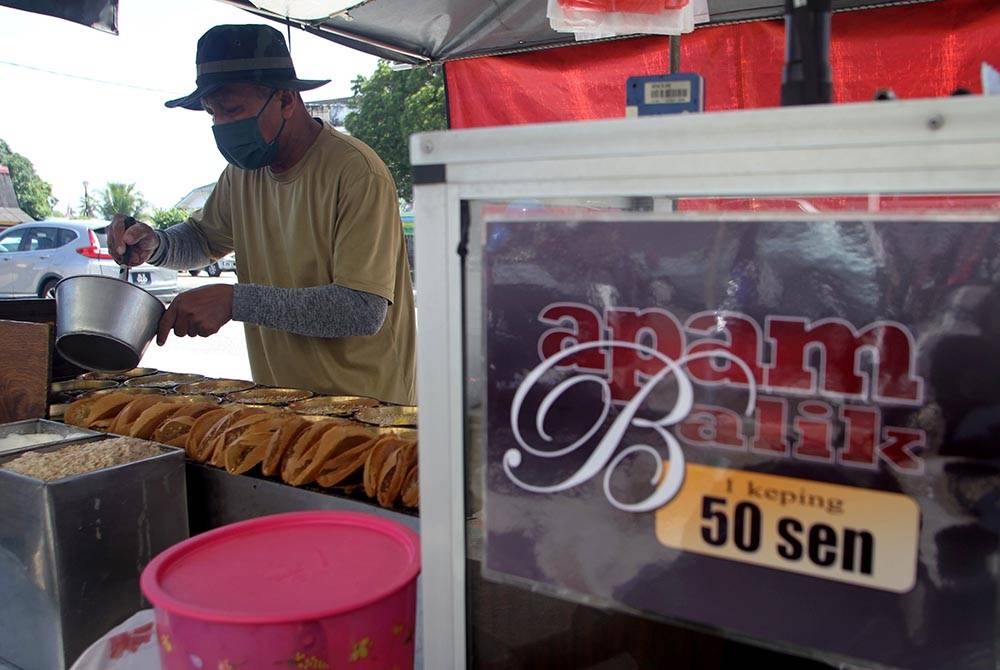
190;123;416;404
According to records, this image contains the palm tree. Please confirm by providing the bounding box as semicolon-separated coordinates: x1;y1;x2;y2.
97;182;147;219
79;180;97;218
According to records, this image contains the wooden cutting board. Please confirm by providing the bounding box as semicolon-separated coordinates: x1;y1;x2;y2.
0;298;85;381
0;319;51;423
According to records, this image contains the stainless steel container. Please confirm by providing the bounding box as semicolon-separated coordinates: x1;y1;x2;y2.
0;438;188;670
0;419;99;457
54;275;165;373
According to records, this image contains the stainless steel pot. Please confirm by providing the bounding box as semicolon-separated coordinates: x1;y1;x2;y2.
55;275;165;372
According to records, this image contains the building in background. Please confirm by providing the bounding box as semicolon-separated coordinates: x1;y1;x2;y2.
304;97;352;131
175;183;215;211
0;165;34;230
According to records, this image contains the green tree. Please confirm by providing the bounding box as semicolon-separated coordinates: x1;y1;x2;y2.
0;139;55;219
98;182;147;219
150;207;190;230
345;62;447;203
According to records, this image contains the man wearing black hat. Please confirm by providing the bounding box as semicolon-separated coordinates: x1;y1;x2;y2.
108;24;415;405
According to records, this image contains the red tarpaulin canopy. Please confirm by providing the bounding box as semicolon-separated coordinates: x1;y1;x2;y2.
446;0;1000;128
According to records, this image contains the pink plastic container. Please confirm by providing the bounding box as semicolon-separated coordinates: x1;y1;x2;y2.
140;511;420;670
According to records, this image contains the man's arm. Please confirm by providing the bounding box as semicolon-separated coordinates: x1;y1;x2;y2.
152;221;386;340
148;221;216;270
233;283;388;338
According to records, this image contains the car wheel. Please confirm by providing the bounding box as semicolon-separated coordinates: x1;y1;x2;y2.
189;268;201;276
206;263;222;278
39;278;60;299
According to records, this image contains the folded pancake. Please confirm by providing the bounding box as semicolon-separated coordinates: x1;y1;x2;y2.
185;408;234;462
280;421;367;486
127;401;185;439
376;440;417;508
224;430;270;474
261;415;311;477
199;407;255;466
400;460;419;508
313;443;369;488
363;435;404;498
152;415;198;447
83;392;140;430
223;415;290;474
201;403;264;434
293;425;378;487
378;427;418;442
208;412;277;468
64;394;104;428
109;396;173;435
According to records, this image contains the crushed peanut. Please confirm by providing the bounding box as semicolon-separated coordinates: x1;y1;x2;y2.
1;437;164;481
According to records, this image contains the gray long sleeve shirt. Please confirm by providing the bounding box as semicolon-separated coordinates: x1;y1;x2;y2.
149;222;387;338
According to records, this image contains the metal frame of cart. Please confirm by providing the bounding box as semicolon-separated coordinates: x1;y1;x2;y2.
411;94;1000;669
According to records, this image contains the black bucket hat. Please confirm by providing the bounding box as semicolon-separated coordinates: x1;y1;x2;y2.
165;24;330;110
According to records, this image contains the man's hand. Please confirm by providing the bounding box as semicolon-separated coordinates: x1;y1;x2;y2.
157;284;234;346
108;214;159;266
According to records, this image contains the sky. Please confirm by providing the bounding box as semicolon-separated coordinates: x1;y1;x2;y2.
0;0;379;212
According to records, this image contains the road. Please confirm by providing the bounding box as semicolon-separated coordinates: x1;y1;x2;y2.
139;272;252;380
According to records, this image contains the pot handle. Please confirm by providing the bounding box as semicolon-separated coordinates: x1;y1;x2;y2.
119;216;138;281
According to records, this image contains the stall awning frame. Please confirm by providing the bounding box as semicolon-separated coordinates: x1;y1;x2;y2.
218;0;937;65
0;0;936;64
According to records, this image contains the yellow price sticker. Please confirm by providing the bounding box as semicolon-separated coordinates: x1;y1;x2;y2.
655;464;920;593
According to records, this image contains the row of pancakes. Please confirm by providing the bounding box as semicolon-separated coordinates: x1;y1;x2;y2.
63;391;418;509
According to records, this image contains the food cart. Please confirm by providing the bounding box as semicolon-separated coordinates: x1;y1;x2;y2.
1;0;999;668
403;2;1000;669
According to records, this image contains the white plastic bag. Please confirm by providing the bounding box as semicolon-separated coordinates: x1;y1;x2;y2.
69;609;161;670
548;0;696;37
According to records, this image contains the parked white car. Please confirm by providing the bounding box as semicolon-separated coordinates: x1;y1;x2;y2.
189;252;236;277
0;219;178;300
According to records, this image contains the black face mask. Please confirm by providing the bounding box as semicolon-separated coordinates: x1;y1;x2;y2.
212;89;287;170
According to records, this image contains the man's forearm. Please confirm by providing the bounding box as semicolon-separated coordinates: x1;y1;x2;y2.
148;222;214;270
232;283;388;338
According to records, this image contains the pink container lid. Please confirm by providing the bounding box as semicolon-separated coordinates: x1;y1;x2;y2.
141;511;420;625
